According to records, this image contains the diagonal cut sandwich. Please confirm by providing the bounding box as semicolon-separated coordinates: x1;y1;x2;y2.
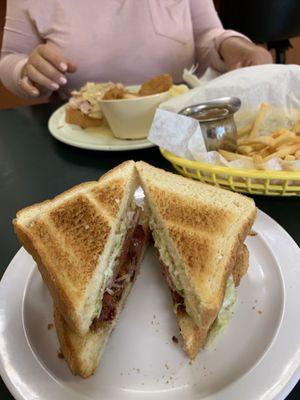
136;161;256;359
13;161;149;377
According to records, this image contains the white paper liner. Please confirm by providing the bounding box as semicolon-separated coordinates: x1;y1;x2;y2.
153;65;300;176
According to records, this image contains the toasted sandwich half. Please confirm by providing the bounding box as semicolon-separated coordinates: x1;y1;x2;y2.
54;214;149;378
13;161;145;337
136;161;256;359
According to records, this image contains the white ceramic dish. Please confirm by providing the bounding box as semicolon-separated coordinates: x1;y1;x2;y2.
100;87;169;139
48;104;155;151
0;209;300;400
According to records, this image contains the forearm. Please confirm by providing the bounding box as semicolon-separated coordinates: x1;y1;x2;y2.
196;29;251;74
0;54;52;99
189;0;251;74
0;0;52;99
218;36;273;70
0;54;29;98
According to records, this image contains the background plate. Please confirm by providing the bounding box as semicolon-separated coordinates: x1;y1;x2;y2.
0;210;300;400
48;104;155;151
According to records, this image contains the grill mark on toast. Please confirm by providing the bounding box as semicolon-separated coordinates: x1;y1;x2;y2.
49;194;111;271
90;179;125;218
27;219;86;292
85;191;113;223
148;187;233;234
167;223;212;274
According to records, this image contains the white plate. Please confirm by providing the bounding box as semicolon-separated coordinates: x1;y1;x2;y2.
0;210;300;400
48;104;155;151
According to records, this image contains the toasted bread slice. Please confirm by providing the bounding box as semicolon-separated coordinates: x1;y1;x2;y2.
178;244;249;359
54;229;149;378
136;161;256;334
65;106;103;128
14;161;139;336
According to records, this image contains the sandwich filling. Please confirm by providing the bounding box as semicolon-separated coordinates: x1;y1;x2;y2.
150;218;184;294
91;208;145;330
68;82;124;119
205;275;236;347
150;217;237;343
158;250;236;343
90;201;140;321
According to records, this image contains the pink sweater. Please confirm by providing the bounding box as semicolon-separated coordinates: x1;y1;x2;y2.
0;0;248;99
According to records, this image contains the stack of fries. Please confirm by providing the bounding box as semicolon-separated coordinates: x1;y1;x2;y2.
219;103;300;169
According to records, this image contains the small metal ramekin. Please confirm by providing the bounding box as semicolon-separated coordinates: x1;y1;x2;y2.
179;97;241;151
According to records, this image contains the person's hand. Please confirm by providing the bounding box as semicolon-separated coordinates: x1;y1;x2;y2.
219;37;273;71
20;43;77;97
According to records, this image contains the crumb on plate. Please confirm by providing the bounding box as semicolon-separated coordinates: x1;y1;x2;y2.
172;335;178;344
249;230;257;236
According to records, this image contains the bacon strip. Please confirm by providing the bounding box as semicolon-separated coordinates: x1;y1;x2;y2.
160;257;185;314
91;216;145;330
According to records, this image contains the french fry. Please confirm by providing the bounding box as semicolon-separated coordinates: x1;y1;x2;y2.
219;105;300;169
252;154;266;170
239;136;274;146
252;155;263;164
249;102;269;138
284;155;296;161
250;147;272;158
237;123;253;139
271;130;285;138
293;120;300;135
249;144;267;153
219;149;252;161
237;145;253;155
272;130;297;148
264;143;300;161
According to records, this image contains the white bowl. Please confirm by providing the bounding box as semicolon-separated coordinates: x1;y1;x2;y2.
100;86;169;140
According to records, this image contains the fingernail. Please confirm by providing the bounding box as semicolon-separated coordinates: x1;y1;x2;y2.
59;62;68;71
31;89;39;96
51;82;59;90
59;76;67;85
